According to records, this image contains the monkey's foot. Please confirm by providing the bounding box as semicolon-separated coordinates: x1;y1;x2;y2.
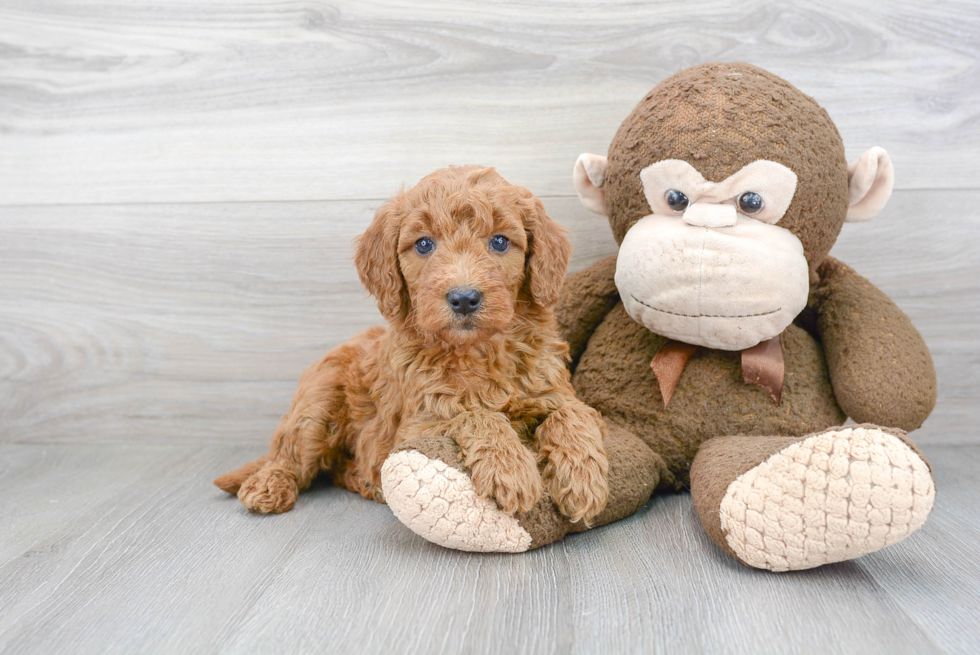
381;428;663;553
381;437;537;552
692;426;936;572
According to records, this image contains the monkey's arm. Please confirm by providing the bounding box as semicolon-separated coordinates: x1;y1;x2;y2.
556;254;620;372
814;256;936;431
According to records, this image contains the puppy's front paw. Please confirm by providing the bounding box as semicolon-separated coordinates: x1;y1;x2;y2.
467;442;542;515
542;447;609;525
238;464;298;514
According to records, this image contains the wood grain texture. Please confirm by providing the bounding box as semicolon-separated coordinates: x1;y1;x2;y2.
1;191;976;446
2;3;978;654
1;443;976;655
1;0;979;204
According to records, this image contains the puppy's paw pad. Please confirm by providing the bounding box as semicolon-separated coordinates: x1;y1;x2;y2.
381;450;532;553
719;427;936;572
238;466;298;514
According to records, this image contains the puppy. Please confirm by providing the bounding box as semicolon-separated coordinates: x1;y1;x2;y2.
215;166;609;524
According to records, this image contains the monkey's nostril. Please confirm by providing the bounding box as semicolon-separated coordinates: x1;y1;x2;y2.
447;288;483;316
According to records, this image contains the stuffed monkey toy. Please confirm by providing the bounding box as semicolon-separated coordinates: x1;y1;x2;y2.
382;63;937;570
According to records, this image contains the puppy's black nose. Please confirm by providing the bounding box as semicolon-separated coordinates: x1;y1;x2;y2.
447;288;482;316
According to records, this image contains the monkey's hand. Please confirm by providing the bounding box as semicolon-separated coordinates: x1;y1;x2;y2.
814;256;936;431
556;254;620;372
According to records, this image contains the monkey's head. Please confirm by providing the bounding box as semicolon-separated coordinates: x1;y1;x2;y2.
574;62;894;351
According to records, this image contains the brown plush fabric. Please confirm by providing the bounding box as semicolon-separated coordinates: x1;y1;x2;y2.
572;304;846;486
556;254;620;370
815;257;937;431
604;62;849;276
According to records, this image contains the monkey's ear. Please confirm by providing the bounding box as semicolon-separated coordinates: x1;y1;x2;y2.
573;153;608;216
354;197;408;321
845;146;894;222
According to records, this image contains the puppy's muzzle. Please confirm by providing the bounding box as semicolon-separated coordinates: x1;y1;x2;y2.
447;287;482;316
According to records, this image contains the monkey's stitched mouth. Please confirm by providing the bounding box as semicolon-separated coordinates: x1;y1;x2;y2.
631;295;781;319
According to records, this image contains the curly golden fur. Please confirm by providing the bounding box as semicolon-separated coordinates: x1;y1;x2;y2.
215;166;609;524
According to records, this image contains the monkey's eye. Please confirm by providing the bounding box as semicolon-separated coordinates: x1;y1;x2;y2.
665;190;689;212
489;235;510;253
415;237;435;255
738;192;764;214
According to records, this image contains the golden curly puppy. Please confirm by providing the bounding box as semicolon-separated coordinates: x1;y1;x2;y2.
215;166;609;524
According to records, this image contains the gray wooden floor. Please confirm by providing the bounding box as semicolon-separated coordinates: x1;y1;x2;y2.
2;2;979;654
0;443;977;655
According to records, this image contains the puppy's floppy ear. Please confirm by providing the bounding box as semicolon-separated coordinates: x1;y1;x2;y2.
522;192;573;308
354;197;407;321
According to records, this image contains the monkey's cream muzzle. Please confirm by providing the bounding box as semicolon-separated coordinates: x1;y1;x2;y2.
616;159;809;351
680;202;737;228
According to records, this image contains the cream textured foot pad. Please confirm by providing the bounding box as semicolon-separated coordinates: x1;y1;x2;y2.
381;450;532;553
719;427;935;571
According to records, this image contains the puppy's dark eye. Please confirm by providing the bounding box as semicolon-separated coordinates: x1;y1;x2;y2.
415;237;435;255
489;235;510;253
665;190;689;212
738;192;764;214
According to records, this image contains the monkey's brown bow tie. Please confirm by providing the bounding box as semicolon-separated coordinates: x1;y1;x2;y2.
650;335;784;407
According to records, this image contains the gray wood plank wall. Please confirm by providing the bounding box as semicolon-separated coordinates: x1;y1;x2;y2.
2;0;978;447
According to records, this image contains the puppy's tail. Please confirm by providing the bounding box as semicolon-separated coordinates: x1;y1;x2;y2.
214;456;271;494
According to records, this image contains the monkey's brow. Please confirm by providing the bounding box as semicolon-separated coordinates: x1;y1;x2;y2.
631;295;781;318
